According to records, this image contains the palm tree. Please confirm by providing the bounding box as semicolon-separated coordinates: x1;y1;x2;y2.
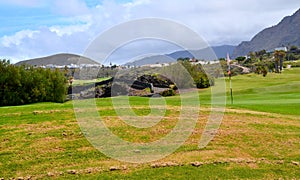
274;50;286;73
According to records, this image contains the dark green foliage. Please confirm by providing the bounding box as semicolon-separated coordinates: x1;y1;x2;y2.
236;56;246;62
253;60;274;77
159;89;176;97
0;60;67;106
254;65;268;77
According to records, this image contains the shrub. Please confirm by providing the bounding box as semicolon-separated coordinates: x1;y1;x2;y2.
0;60;67;106
159;89;176;97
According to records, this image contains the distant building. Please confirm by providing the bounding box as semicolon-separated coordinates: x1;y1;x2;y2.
141;63;172;68
189;57;197;62
141;64;163;68
267;46;288;53
38;63;101;69
275;47;288;52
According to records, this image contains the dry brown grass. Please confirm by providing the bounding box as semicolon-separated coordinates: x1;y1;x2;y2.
1;103;299;179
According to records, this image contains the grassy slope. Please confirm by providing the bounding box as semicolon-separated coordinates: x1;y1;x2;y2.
226;68;300;115
197;67;300;115
0;68;299;179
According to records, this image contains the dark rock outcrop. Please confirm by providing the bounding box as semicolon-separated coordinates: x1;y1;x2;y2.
68;74;177;99
137;74;176;89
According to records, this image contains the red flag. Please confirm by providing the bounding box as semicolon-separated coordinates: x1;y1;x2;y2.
227;53;231;75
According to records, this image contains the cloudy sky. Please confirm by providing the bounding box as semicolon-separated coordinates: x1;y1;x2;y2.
0;0;299;64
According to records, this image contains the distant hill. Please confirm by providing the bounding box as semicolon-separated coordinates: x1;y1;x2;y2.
233;8;300;57
167;45;236;60
125;55;175;67
15;53;100;66
124;45;236;66
212;45;237;58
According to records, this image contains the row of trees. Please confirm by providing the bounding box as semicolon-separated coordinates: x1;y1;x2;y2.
243;46;300;63
0;59;67;106
233;46;300;76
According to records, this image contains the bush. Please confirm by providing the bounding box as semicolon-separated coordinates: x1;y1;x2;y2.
0;60;67;106
194;74;211;88
159;89;176;97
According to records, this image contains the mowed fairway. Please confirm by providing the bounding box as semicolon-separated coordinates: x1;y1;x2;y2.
0;68;299;179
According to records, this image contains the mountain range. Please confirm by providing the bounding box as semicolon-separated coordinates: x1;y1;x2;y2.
233;8;300;57
15;46;235;67
124;45;236;66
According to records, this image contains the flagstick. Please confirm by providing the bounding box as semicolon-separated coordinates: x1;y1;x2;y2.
229;75;233;105
227;53;233;105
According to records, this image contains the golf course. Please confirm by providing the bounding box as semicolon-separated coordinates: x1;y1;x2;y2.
0;68;299;179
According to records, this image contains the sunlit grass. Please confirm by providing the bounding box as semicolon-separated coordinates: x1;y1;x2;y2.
72;77;111;86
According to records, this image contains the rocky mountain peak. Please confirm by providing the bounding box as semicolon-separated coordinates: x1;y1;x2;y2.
233;8;300;57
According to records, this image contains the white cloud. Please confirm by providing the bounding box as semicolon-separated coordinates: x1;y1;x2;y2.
49;19;92;36
1;30;39;47
1;0;300;64
123;0;300;45
0;27;92;63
